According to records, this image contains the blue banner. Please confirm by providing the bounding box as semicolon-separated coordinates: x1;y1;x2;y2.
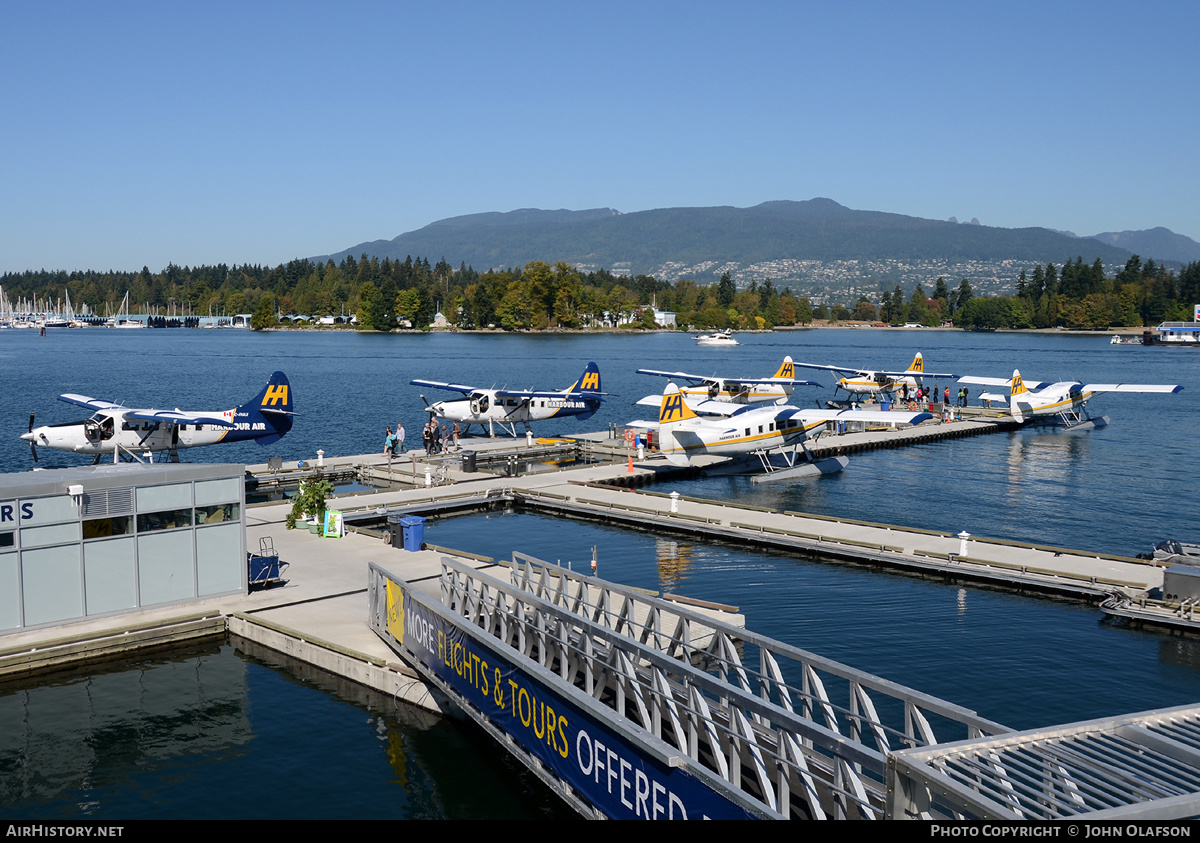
387;582;761;820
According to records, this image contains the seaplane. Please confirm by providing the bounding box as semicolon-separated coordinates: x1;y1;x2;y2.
628;382;932;483
957;370;1182;428
411;362;604;437
791;352;955;399
635;356;820;407
22;372;295;463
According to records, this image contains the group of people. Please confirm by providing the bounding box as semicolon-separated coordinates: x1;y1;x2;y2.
893;383;971;407
383;423;405;457
421;418;460;454
383;419;465;457
383;418;464;457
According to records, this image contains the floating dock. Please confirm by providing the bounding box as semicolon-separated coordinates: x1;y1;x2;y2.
2;418;1192;820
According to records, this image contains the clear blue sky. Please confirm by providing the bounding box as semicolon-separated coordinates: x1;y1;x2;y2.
3;0;1197;273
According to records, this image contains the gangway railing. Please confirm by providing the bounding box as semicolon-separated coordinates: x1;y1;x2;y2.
370;555;893;819
888;703;1200;820
510;552;1009;755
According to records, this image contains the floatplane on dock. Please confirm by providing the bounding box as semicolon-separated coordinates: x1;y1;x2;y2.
630;382;932;483
791;352;954;399
412;362;605;437
958;369;1182;429
635;356;820;406
23;372;295;463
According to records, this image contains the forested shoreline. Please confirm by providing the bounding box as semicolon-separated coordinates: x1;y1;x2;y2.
3;253;1196;332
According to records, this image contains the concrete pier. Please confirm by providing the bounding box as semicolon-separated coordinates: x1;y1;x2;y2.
0;417;1165;711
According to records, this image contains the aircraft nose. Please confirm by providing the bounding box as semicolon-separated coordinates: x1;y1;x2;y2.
20;431;34;442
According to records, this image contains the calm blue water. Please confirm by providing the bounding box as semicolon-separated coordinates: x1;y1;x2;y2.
2;327;1198;818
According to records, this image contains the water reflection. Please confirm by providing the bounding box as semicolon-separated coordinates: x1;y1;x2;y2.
655;538;694;592
0;639;567;820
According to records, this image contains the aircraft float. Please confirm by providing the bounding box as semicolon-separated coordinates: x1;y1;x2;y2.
791;352;955;398
957;370;1182;428
411;362;604;437
628;382;932;482
635;356;820;407
23;372;295;463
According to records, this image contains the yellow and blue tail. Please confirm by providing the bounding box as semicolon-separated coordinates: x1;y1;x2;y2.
658;383;699;425
1009;369;1028;423
233;371;294;445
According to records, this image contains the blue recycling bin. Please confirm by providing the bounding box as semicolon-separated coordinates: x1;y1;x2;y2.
880;400;891;411
400;515;426;552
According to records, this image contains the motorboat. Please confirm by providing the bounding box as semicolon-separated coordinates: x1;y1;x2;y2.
1139;540;1200;565
694;329;738;346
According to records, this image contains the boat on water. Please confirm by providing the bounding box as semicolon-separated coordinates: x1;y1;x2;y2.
694;329;738;346
1138;539;1200;565
1110;334;1142;345
1146;321;1200;345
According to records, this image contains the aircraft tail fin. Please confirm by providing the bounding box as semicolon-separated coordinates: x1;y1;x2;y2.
906;352;925;374
658;383;698;426
568;362;602;394
565;362;602;420
238;371;294;445
772;356;796;380
1009;369;1027;423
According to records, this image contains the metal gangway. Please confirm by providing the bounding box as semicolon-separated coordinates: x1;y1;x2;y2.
368;552;1008;819
890;705;1200;820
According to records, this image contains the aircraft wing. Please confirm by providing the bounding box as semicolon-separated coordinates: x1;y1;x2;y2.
880;368;956;379
1082;383;1183;394
789;407;935;426
59;394;125;412
633;394;760;416
791;362;865;375
125;409;234;427
957;375;1049;390
409;379;479;395
495;389;605;401
724;377;823;387
636;368;715;385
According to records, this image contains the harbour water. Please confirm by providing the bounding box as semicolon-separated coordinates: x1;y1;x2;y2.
2;327;1199;818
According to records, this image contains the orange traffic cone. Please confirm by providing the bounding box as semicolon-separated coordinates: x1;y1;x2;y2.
627;453;634;472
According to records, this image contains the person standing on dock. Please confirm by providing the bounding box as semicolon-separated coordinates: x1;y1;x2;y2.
383;427;396;458
422;421;433;455
395;423;405;455
452;421;460;451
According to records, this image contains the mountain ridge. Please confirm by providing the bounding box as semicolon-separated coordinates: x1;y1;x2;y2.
312;200;1199;289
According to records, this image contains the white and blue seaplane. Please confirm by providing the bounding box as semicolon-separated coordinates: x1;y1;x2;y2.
635;356;820;406
22;372;295;463
957;369;1182;429
629;382;932;483
791;352;955;400
411;362;604;437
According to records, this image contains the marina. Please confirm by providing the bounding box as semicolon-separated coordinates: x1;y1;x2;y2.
2;327;1200;819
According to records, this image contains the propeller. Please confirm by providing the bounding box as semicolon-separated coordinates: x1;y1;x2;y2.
28;412;38;462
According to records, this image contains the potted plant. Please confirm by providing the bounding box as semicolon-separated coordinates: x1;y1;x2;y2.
287;474;334;531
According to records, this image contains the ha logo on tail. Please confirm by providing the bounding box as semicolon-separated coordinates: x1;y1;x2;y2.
22;372;295;463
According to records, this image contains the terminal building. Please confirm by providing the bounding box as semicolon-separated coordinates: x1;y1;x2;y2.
0;464;246;634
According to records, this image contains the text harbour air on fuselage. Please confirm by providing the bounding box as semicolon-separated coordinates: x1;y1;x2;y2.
411;362;604;436
791;352;955;398
22;372;295;463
